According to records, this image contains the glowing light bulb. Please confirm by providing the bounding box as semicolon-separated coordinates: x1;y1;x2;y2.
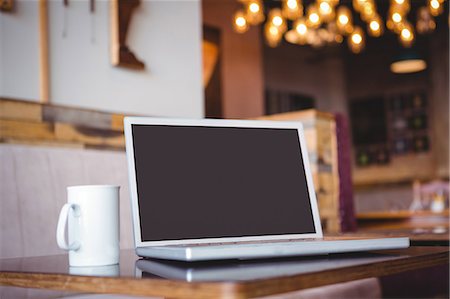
236;17;246;27
296;22;308;35
399;22;414;47
287;0;298;9
232;10;249;33
249;2;260;13
392;12;402;23
264;22;282;47
267;8;287;34
245;0;265;25
352;33;362;44
348;26;365;53
430;0;439;9
428;0;443;16
282;0;303;20
273;16;283;26
306;4;321;28
370;20;380;31
319;2;331;13
339;14;349;25
401;28;412;40
310;13;319;23
394;0;405;4
336;6;353;34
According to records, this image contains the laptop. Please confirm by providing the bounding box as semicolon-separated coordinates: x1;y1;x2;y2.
135;253;401;282
124;117;409;261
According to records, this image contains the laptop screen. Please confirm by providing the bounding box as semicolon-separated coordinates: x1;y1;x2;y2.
132;124;316;242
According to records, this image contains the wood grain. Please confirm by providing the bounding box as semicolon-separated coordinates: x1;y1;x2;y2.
39;0;49;103
0;99;42;121
0;119;55;141
0;247;448;299
54;123;124;148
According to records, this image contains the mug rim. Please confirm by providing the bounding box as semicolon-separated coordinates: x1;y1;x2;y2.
67;185;120;190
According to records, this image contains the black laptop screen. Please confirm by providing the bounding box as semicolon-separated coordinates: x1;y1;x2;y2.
131;124;316;242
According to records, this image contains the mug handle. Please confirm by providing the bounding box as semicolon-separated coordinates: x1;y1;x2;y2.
56;203;81;251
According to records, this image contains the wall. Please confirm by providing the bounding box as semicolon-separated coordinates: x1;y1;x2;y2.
0;0;204;118
202;0;265;119
0;1;40;100
264;44;348;116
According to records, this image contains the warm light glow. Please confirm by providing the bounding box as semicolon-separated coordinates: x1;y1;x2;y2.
310;13;320;24
367;15;383;37
319;2;331;14
310;12;320;23
399;22;415;46
401;28;412;39
236;16;246;27
273;16;283;26
285;18;308;45
264;22;283;47
352;33;362;44
339;14;349;25
245;0;265;25
370;20;380;31
282;0;303;20
287;0;298;9
296;22;308;35
392;12;402;23
391;59;427;73
249;2;260;13
306;4;321;28
336;6;353;35
428;0;443;16
232;10;249;33
269;26;278;35
317;0;335;22
394;0;405;4
268;8;287;33
348;26;365;53
430;0;439;9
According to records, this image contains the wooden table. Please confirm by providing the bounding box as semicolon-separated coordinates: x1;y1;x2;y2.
0;247;448;299
357;210;450;246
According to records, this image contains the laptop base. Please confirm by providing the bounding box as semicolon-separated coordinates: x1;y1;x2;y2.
136;237;410;261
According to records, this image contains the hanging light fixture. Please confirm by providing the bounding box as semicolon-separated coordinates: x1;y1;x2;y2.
306;4;322;28
428;0;444;16
390;50;427;73
399;22;415;47
348;26;365;53
264;8;286;47
367;15;384;37
244;0;265;25
336;6;354;34
233;10;250;33
232;0;447;54
282;0;303;20
318;0;336;22
285;18;309;45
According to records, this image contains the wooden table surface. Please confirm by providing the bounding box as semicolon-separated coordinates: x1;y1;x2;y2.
0;246;449;299
357;210;450;244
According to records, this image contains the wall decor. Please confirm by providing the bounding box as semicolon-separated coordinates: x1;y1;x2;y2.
0;0;13;12
110;0;145;70
203;25;223;118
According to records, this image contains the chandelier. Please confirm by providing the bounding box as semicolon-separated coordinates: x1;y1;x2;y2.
232;0;446;53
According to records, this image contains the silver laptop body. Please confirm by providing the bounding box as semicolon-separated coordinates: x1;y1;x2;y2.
124;117;409;261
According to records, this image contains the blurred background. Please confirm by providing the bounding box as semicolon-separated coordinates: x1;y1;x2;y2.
0;0;449;245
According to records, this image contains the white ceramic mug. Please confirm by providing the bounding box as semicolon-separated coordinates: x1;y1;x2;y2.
56;185;120;267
